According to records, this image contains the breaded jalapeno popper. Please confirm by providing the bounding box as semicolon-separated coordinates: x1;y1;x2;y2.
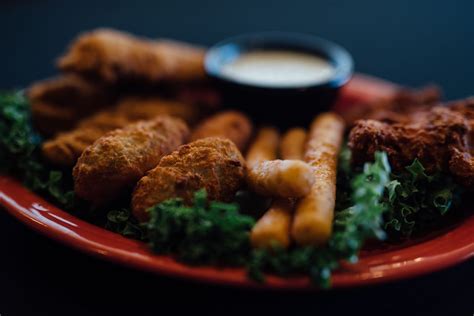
42;97;199;166
250;128;308;249
246;127;314;199
58;29;206;84
292;113;345;246
73;116;189;205
190;110;253;151
132;137;246;222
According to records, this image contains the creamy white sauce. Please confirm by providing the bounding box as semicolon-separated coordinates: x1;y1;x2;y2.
220;50;335;87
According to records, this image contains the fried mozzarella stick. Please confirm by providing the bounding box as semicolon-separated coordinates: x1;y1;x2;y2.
73;116;189;205
250;128;308;249
132;137;246;222
246;127;314;198
42;97;198;166
247;160;314;198
190;111;253;151
279;127;307;160
291;113;345;246
58;29;206;84
246;127;280;166
251;199;294;249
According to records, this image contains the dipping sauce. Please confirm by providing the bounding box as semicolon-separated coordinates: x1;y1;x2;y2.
220;50;335;88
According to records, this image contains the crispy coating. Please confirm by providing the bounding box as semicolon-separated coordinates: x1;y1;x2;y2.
132;137;246;222
250;126;308;249
58;29;206;84
292;113;345;246
341;86;442;126
247;160;314;198
250;199;293;249
73;116;189;205
449;147;474;189
246;127;280;167
28;75;113;135
190;111;253;151
280;127;306;160
42;97;200;166
349;106;469;173
246;127;312;198
448;97;474;150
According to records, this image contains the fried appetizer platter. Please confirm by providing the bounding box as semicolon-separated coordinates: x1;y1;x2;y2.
73;116;189;205
4;27;474;288
132;137;246;222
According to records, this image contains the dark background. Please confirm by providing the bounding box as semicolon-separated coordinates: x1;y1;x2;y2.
1;0;473;315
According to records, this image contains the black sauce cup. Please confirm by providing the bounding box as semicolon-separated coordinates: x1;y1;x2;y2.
205;32;354;128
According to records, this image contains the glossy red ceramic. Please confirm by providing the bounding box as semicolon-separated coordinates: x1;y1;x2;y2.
1;74;473;289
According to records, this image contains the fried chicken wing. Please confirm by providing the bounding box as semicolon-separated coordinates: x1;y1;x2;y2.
73;116;189;205
132;137;246;222
190;111;253;151
58;29;206;84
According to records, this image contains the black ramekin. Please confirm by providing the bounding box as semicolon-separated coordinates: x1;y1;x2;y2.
205;32;354;128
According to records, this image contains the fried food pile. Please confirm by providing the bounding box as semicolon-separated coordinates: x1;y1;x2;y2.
347;90;474;190
29;28;474;254
73;116;189;205
132;137;247;222
29;28;219;141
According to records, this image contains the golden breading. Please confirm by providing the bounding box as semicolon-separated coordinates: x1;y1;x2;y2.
246;127;280;167
132;137;246;222
190;111;253;151
280;128;306;160
28;75;113;135
292;113;345;246
58;29;206;84
28;74;111;107
250;127;307;250
250;199;294;249
42;97;200;166
42;111;133;166
73;117;189;205
247;159;314;198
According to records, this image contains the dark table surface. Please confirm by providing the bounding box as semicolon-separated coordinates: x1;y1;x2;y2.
1;0;474;315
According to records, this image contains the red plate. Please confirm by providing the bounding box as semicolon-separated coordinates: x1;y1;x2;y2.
1;74;473;289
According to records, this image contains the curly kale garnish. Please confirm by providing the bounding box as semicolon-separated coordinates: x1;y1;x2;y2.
0;91;75;209
105;208;147;240
383;159;461;238
147;189;255;265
